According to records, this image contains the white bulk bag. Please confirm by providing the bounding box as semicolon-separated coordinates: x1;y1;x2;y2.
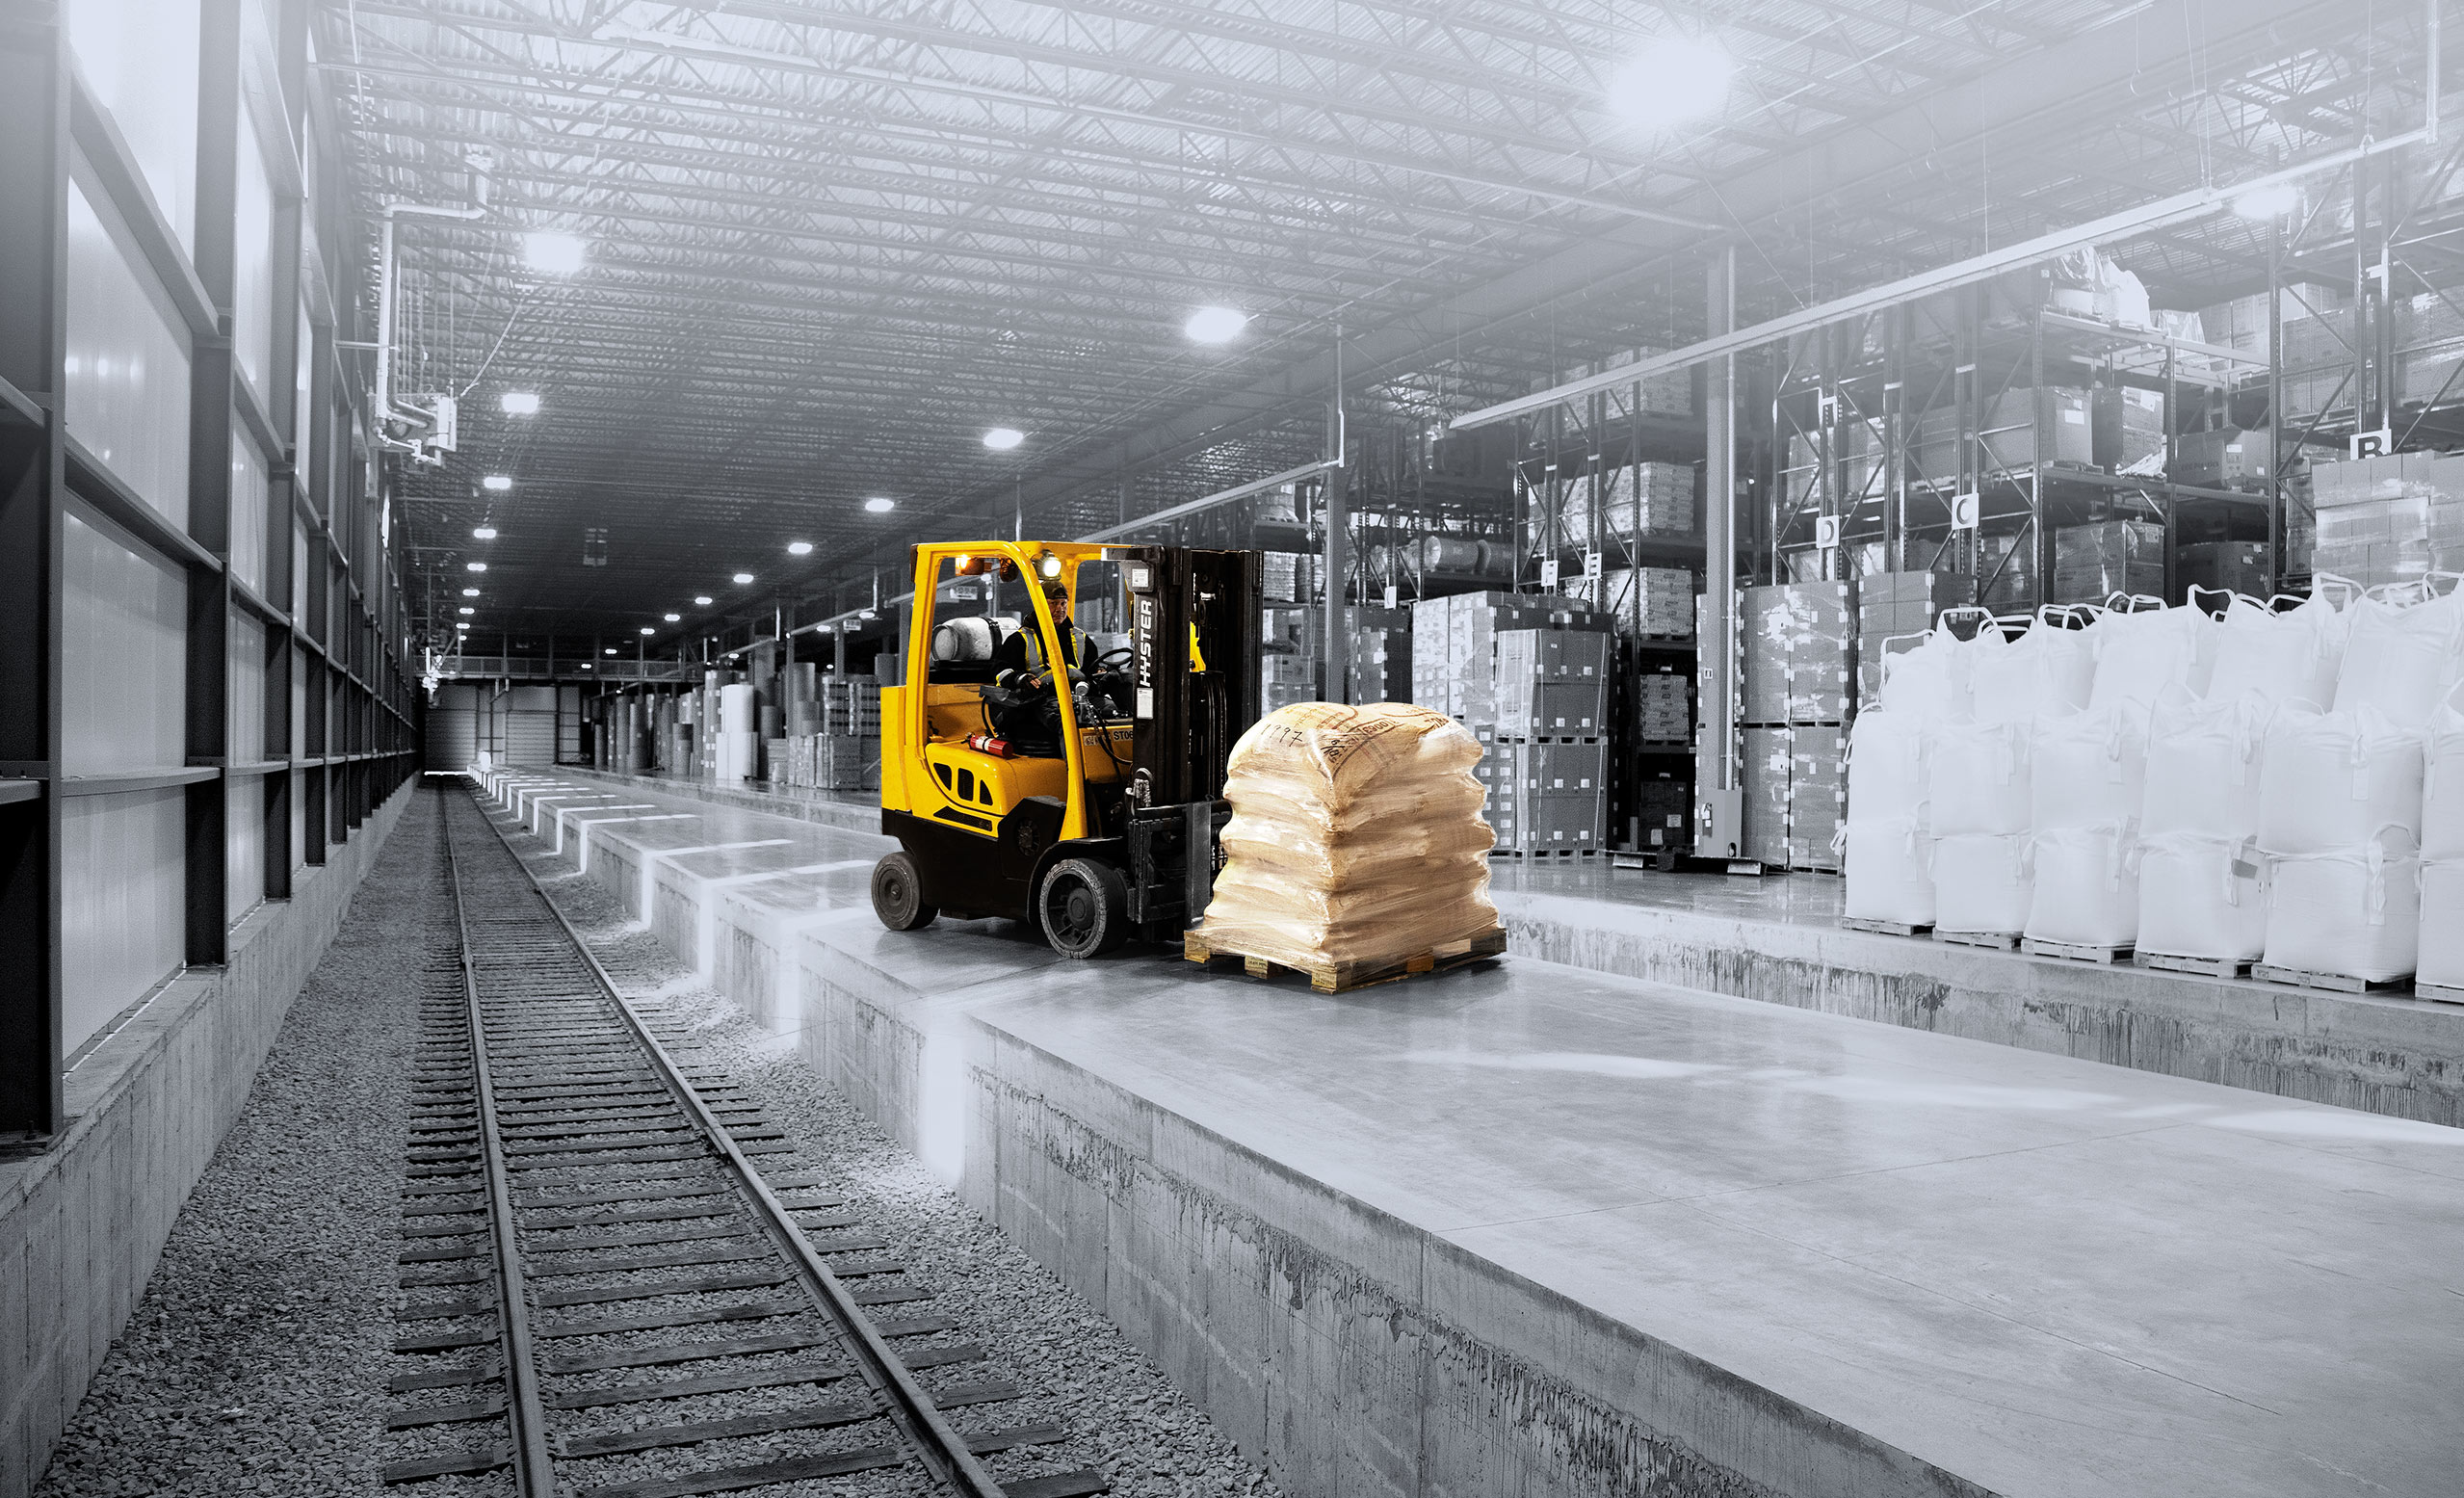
2088;602;2215;712
1932;832;2031;935
1876;628;1971;719
1842;818;1934;927
2141;691;2269;841
1970;612;2094;723
1846;709;1927;827
2256;703;2424;856
2031;707;2146;831
2136;833;2266;962
1927;718;2031;836
2205;593;2343;707
2262;830;2422;983
2025;825;2139;948
2425;684;2464;861
2332;591;2462;728
2415;859;2464;989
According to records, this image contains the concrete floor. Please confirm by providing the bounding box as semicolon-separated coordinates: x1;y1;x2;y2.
485;769;2464;1497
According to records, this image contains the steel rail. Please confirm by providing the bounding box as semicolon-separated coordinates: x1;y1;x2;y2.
437;794;560;1493
452;784;1010;1498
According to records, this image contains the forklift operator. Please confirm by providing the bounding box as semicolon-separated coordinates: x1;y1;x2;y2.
990;579;1082;690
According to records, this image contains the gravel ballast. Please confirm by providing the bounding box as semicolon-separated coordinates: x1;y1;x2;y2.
35;784;1286;1498
495;812;1286;1498
35;795;450;1497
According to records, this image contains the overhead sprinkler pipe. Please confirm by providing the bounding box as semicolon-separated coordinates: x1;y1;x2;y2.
375;151;493;444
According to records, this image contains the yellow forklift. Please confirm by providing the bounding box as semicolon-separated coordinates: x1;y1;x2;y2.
868;539;1263;959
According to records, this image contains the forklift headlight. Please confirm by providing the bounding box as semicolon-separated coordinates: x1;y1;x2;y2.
1036;550;1062;580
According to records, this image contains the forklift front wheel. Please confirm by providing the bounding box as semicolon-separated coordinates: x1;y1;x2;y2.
871;852;938;932
1037;857;1130;959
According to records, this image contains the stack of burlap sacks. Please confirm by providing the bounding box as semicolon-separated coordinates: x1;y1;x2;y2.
1195;702;1500;973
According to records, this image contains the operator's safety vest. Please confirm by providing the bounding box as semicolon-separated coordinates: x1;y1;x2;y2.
1017;620;1080;672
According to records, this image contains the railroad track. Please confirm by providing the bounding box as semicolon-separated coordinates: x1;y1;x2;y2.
379;783;1107;1498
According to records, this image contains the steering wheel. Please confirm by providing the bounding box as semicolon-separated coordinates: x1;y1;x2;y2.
1094;646;1134;670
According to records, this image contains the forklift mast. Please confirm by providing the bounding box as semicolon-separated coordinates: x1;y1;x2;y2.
1121;546;1264;807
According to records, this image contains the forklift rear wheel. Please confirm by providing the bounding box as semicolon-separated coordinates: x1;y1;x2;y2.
1037;857;1130;959
871;853;937;932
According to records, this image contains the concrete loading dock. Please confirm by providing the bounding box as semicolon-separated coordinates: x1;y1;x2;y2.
479;768;2464;1498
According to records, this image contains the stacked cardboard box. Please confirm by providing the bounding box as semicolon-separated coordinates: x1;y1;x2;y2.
1407;591;1608;724
1977;532;2035;608
2173;428;2278;492
818;678;881;736
2310;451;2464;587
1494;628;1611;737
2177;541;2271;601
1633;668;1689;744
1979;386;2095;473
1477;737;1610;855
1741;725;1791;867
775;733;878;792
1742;581;1853;726
1261;551;1318;603
1349;628;1411;704
1788;726;1847;872
1629;768;1691;852
2054;520;2165;604
1262;654;1319;714
1562;565;1693;639
1853;571;1955;702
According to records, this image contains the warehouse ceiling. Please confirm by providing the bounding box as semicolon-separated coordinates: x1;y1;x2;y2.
314;0;2433;651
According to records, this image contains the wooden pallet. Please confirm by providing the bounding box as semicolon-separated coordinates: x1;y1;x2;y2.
1612;849;1681;872
2253;963;2413;995
2022;937;2134;965
2136;951;2255;980
1840;915;1930;937
2416;982;2464;1006
1934;928;2021;951
1183;927;1508;994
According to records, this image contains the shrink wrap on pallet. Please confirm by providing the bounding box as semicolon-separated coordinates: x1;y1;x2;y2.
1196;702;1500;975
2136;833;2266;962
2262;832;2421;983
1932;832;2031;936
1841;818;1934;926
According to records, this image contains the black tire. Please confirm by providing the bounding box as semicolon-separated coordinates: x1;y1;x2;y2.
1037;857;1130;959
871;852;937;932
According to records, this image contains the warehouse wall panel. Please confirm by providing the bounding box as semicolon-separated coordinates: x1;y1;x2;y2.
58;789;185;1057
63;169;192;525
65;0;199;254
224;776;263;929
229;98;274;400
61;504;185;775
228;422;267;592
227;610;265;764
425;683;480;771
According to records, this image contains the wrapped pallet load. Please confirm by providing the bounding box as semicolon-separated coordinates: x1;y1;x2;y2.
1193;702;1502;984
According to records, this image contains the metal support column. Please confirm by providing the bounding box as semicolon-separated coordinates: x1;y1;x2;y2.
0;1;68;1146
1321;328;1350;702
1696;247;1743;857
184;0;242;962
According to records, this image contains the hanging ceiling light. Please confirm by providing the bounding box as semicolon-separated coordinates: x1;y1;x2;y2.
981;427;1025;451
458;606;474;616
1183;306;1248;344
864;496;895;513
787;540;813;556
499;391;540;415
523;231;587;274
482;475;512;491
1606;36;1733;129
639;626;656;636
694;594;713;606
733;571;754;585
466;561;486;572
472;525;497;539
461;587;480;597
664;612;681;622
